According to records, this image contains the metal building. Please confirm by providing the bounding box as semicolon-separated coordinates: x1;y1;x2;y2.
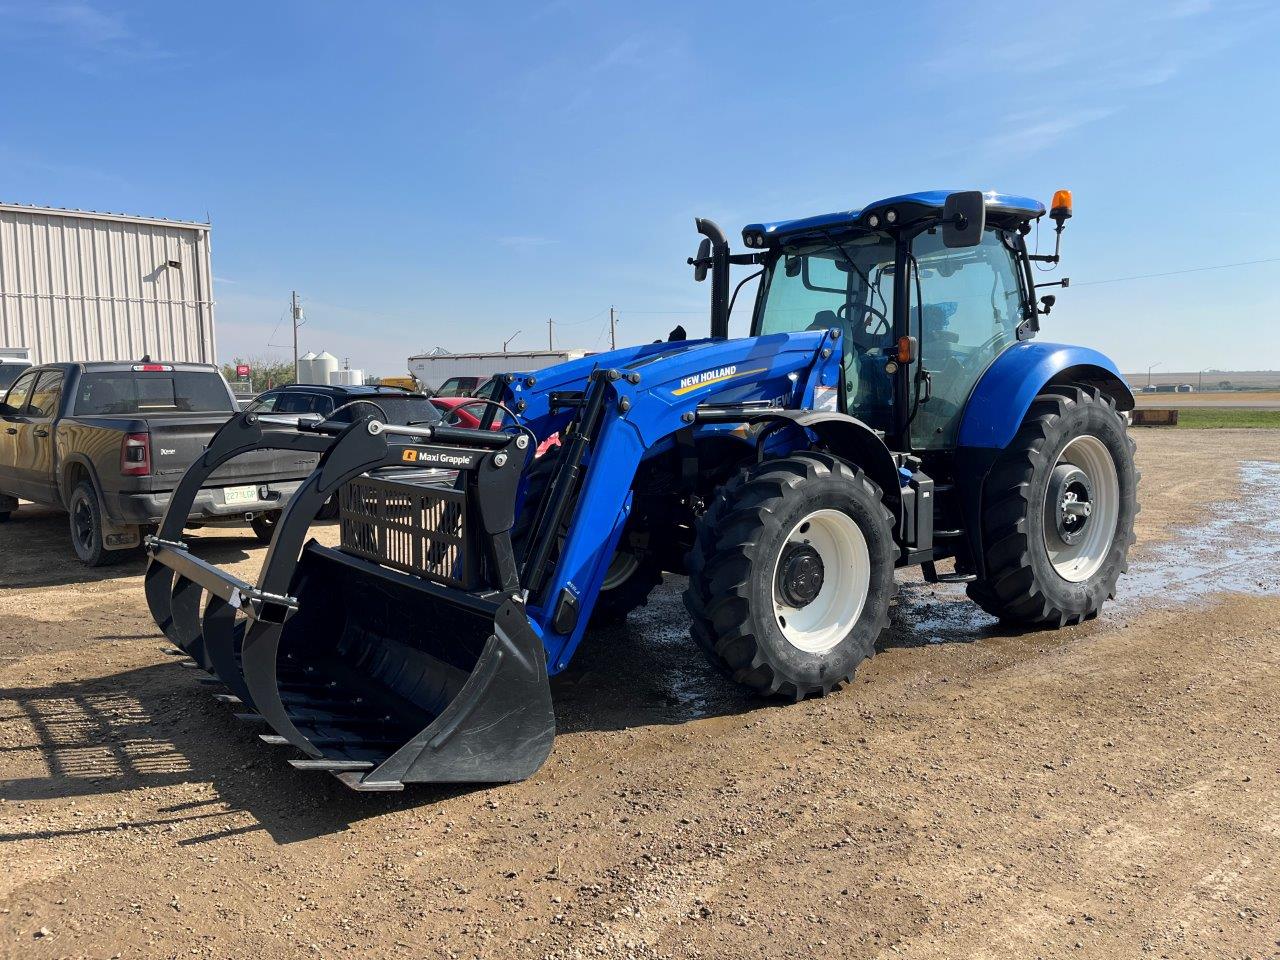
0;203;215;366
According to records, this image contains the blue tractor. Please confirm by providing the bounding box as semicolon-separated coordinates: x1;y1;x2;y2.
144;189;1137;790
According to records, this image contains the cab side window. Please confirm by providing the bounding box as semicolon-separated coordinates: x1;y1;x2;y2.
26;371;65;418
3;370;39;414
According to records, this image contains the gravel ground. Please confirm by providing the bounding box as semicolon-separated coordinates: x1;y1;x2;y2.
2;430;1279;960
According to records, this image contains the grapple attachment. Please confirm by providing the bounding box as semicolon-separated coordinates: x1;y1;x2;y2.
143;410;554;791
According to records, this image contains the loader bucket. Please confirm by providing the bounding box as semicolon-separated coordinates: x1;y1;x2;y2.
238;543;554;788
143;409;555;790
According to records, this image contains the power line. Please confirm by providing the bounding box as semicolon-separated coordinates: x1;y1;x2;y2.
1074;256;1280;287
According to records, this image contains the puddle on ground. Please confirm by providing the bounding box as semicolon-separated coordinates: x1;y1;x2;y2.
891;459;1280;645
561;460;1280;723
1118;460;1280;607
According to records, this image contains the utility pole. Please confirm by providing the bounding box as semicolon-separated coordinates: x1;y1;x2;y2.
1147;361;1162;387
609;305;617;350
503;329;522;353
1198;369;1204;391
291;291;303;382
547;317;553;351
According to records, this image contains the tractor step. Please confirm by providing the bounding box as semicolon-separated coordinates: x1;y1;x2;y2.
921;561;977;585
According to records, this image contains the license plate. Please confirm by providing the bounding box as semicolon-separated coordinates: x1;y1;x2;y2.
223;485;258;506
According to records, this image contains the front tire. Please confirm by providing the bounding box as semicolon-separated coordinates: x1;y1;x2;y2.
967;385;1138;626
684;453;896;700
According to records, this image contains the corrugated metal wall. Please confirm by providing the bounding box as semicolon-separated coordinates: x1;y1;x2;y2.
0;205;215;366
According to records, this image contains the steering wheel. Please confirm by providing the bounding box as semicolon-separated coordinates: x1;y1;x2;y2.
839;301;891;338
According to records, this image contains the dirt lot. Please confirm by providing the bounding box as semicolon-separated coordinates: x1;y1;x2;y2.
3;430;1279;960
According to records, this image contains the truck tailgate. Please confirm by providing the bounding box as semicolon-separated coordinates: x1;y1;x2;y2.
146;416;319;489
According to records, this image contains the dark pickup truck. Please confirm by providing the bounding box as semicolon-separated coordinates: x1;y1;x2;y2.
0;361;316;565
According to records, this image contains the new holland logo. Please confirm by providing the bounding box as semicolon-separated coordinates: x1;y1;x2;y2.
672;364;767;396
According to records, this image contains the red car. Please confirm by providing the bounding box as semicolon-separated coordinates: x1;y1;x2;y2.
434;381;559;456
431;394;491;430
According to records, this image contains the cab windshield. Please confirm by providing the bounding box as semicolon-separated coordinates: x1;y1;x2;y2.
755;232;897;431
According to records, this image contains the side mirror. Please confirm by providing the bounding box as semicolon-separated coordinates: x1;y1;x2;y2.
692;238;711;282
942;191;986;248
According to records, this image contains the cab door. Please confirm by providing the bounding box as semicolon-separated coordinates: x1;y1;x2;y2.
19;369;65;503
0;369;40;498
908;228;1026;450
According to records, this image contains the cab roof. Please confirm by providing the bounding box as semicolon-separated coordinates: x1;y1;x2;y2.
744;190;1046;246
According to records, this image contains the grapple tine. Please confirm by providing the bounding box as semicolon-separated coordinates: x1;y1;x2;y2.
169;574;209;667
201;594;254;705
143;561;180;643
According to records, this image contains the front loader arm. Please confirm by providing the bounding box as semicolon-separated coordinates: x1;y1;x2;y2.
506;329;843;673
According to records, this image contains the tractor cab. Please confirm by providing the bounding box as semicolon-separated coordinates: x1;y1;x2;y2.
740;191;1066;453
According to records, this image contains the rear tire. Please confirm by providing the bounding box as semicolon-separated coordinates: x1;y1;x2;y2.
684;452;896;700
966;385;1138;626
68;481;121;567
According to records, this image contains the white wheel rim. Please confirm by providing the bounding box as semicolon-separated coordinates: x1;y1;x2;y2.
1043;434;1119;582
771;508;870;654
601;551;639;591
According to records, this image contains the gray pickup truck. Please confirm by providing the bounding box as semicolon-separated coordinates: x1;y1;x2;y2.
0;361;315;565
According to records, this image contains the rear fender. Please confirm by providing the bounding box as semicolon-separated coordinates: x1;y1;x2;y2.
957;342;1133;450
954;341;1133;579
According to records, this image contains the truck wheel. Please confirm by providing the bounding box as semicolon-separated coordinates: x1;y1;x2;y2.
68;481;122;567
513;446;662;624
250;511;280;543
966;385;1138;626
684;452;896;700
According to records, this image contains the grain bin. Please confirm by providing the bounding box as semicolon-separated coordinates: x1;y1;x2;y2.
297;351;317;385
329;367;364;386
312;350;339;385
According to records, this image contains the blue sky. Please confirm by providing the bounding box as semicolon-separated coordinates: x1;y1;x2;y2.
2;0;1278;377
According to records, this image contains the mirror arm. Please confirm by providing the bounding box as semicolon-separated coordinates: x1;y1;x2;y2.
1028;217;1067;264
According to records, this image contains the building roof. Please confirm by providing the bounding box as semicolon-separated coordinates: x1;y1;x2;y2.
744;190;1045;245
0;201;211;232
407;349;588;361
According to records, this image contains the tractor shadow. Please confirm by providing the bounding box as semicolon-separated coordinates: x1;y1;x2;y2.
0;575;1010;845
880;576;1017;650
0;661;480;845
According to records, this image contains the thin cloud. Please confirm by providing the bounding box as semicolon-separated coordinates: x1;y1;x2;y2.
498;235;558;248
0;2;173;62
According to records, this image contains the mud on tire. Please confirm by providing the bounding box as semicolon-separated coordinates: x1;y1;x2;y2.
966;384;1138;627
684;452;896;700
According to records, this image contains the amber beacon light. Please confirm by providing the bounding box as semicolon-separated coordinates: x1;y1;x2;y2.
1050;189;1073;225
